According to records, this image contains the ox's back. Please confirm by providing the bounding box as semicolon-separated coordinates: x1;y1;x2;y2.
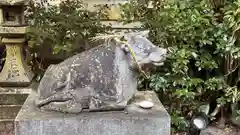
36;41;133;106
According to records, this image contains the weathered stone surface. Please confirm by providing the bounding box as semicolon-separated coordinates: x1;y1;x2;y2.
0;38;34;86
0;120;15;135
0;93;28;105
0;27;27;35
200;126;240;135
15;91;171;135
0;105;22;119
1;38;25;44
0;82;36;93
0;84;34;135
35;31;167;113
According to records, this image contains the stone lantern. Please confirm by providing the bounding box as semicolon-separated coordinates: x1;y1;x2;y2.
0;0;33;87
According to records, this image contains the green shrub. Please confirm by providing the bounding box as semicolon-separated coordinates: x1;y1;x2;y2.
121;0;240;132
25;0;109;74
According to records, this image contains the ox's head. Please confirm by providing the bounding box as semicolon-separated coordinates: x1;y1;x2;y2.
120;30;167;69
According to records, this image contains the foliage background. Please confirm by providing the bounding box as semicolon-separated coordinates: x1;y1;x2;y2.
25;0;109;75
120;0;240;133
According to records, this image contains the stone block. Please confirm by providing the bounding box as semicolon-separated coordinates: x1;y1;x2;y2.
15;91;170;135
0;105;22;119
0;27;27;35
1;38;25;44
0;93;28;105
0;83;33;105
0;119;15;135
0;84;35;135
0;82;36;93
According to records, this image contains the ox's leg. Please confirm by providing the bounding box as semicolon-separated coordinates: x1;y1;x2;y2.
36;91;84;113
89;96;126;112
40;71;91;113
39;87;91;113
41;99;83;113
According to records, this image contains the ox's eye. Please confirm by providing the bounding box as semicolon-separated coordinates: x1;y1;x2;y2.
137;44;144;50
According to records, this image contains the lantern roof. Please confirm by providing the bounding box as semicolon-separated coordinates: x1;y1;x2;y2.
0;0;29;5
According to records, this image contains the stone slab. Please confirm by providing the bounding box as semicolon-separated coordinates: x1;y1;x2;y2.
15;91;170;135
1;38;25;44
0;82;37;105
0;93;28;105
0;105;22;119
0;26;27;35
0;82;36;93
0;119;15;135
0;83;36;135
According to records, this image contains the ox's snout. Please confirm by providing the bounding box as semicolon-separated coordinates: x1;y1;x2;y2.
149;48;167;66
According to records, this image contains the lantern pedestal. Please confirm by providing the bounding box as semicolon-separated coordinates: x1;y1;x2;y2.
0;38;34;86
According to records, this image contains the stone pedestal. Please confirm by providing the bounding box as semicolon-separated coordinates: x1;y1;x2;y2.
0;38;34;87
0;82;37;135
15;91;170;135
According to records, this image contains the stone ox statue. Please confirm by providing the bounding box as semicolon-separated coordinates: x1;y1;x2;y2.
35;31;167;113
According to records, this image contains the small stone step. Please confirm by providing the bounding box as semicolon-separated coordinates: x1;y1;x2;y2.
0;93;28;105
0;82;37;105
0;119;15;135
0;82;37;135
0;105;22;119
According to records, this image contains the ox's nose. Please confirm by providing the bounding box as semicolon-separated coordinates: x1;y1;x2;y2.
149;48;167;62
149;52;160;62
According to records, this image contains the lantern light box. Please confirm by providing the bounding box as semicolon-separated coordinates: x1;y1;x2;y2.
1;5;26;26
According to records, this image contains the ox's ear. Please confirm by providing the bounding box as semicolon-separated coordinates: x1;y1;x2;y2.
122;33;131;41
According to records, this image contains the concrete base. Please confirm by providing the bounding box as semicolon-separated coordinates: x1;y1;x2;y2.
15;91;170;135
